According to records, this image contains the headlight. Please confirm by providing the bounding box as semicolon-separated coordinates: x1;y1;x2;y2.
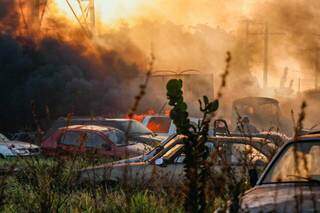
13;149;28;154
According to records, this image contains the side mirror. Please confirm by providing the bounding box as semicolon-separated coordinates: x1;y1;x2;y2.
155;158;165;167
249;168;259;187
102;143;111;151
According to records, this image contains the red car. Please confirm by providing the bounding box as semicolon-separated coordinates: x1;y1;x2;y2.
41;125;151;159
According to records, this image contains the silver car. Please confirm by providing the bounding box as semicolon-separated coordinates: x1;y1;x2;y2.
79;134;275;186
0;133;40;158
240;133;320;212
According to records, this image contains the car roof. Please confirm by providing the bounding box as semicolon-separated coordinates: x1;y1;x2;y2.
233;97;279;106
57;117;135;122
59;125;120;132
295;133;320;141
143;115;200;120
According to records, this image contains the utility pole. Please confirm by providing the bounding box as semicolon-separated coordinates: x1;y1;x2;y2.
263;23;269;88
242;20;251;71
302;47;320;90
249;22;284;88
314;48;320;89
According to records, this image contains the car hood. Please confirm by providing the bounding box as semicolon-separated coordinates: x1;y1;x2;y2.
82;160;147;173
131;134;166;145
123;143;152;154
1;141;39;149
112;155;145;164
241;183;320;212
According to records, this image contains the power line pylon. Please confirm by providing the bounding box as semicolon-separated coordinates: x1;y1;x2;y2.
32;0;48;29
65;0;95;36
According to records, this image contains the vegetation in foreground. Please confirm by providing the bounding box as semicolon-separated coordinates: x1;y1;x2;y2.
0;156;235;212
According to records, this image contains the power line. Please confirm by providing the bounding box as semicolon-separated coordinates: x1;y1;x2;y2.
244;20;285;88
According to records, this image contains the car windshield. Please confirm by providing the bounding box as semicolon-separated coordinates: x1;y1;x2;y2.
105;120;153;135
146;117;171;133
143;135;183;161
262;141;320;184
0;133;10;143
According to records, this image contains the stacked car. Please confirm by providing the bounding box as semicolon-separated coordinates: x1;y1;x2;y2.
0;133;40;158
41;125;152;159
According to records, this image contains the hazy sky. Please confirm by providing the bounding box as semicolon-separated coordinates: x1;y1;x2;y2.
54;0;260;28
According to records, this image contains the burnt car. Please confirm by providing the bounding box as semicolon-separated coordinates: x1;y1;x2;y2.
231;97;293;136
0;133;40;158
41;125;152;159
141;115;201;138
45;117;165;146
79;134;275;186
212;118;289;147
240;133;320;212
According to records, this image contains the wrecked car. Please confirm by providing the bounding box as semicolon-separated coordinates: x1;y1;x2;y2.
240;133;320;212
41;125;152;159
0;133;40;158
45;117;165;146
78;134;276;186
231;97;293;136
212;119;289;147
141;115;201;138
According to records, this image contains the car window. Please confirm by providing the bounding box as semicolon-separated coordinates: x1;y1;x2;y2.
258;103;278;116
86;132;106;148
104;120;152;135
205;142;216;152
0;133;10;143
61;131;81;146
262;141;320;184
172;142;217;164
231;143;267;165
146;117;171;133
103;129;126;146
174;154;185;163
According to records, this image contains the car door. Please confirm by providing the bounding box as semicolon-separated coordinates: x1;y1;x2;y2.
123;142;185;185
150;143;185;184
58;131;85;155
85;131;115;158
228;142;268;178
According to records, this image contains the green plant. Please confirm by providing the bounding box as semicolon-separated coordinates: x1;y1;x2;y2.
166;52;231;213
166;80;219;212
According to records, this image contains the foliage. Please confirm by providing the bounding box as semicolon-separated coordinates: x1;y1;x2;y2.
0;157;185;213
166;79;219;212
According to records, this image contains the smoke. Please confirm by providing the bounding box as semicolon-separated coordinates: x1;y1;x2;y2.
0;1;146;132
117;0;320;122
2;0;320;132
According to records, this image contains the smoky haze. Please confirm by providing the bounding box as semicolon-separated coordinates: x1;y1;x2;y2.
1;0;320;132
0;0;148;132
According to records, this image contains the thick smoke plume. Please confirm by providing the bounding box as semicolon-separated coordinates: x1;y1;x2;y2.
0;0;147;132
2;0;320;132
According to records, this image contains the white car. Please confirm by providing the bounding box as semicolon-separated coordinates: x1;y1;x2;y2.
142;115;201;138
0;133;40;158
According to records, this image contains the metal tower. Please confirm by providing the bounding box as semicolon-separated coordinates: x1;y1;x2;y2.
32;0;48;28
65;0;95;35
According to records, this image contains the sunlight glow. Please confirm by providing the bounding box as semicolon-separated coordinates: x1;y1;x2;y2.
54;0;149;25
